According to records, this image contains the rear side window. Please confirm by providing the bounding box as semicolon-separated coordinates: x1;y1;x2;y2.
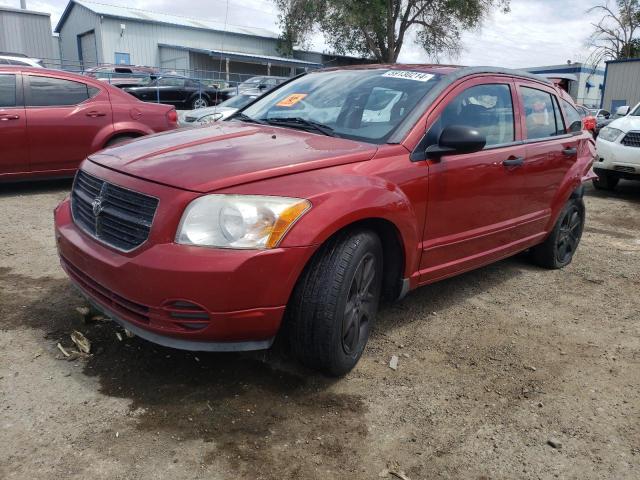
28;76;91;106
521;87;565;139
0;74;17;107
158;77;185;87
561;99;583;133
428;83;515;147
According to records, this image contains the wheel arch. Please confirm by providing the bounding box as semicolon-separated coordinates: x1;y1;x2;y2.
290;217;409;304
102;131;144;148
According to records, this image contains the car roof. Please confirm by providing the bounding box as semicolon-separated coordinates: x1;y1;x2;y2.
318;64;552;85
0;66;127;91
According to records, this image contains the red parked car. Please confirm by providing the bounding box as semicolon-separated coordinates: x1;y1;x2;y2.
54;65;596;375
0;67;178;181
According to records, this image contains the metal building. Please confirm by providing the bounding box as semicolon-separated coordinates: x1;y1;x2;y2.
0;4;59;64
55;0;322;80
600;58;640;112
524;63;605;108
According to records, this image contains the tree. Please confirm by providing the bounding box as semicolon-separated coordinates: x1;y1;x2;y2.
274;0;510;62
587;0;640;64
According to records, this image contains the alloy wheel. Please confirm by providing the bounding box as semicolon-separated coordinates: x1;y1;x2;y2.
556;205;583;264
342;253;377;355
193;98;208;109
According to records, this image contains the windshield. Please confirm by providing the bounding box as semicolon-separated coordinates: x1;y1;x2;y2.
240;69;442;144
220;94;258;109
631;104;640;116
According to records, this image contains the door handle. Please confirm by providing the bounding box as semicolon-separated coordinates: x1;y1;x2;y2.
562;147;578;156
0;114;20;121
502;157;525;167
86;111;106;118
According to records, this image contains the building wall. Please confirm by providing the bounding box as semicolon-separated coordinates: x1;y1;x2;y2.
601;60;640;112
57;3;102;69
99;17;281;68
524;64;604;108
0;8;58;62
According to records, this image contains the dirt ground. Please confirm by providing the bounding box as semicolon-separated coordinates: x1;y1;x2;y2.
0;179;638;480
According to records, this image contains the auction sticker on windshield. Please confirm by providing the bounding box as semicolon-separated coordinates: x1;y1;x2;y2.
382;70;434;82
276;93;308;107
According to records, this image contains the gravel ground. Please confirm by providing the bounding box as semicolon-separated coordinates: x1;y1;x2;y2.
1;179;638;480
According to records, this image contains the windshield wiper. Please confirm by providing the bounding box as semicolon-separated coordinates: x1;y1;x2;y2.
264;117;338;137
232;112;266;124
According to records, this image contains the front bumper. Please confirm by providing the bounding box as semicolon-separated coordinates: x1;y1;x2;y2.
595;137;640;177
55;195;316;351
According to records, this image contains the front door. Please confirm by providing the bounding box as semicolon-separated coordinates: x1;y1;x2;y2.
419;78;531;283
25;74;113;173
0;72;28;176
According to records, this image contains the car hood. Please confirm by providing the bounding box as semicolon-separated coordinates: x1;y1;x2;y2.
89;121;378;193
187;106;236;118
607;115;640;132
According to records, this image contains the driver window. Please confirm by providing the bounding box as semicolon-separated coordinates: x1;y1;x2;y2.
427;83;515;148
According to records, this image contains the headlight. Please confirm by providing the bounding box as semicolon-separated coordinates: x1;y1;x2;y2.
599;127;624;142
198;113;223;124
176;195;311;249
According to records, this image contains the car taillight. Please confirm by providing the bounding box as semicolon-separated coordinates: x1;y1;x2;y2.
167;109;178;126
583;116;596;131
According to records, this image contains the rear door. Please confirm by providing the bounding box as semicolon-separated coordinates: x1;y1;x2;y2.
0;72;28;176
516;82;579;223
25;74;113;173
420;77;530;281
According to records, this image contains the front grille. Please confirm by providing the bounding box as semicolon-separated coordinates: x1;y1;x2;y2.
614;165;636;174
621;131;640;147
61;255;150;324
71;170;159;252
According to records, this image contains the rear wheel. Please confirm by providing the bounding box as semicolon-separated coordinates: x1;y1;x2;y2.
287;230;383;376
531;198;585;269
192;97;209;109
593;172;619;191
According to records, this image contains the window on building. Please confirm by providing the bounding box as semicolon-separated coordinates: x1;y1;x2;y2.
28;76;91;107
0;74;17;107
114;52;131;65
521;87;565;139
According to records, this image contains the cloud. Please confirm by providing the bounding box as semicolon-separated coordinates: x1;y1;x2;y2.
1;0;606;67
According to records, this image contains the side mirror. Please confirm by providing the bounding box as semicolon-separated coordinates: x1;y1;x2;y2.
425;125;486;159
615;105;630;116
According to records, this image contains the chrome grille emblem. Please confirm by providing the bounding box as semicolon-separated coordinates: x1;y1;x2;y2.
91;184;108;217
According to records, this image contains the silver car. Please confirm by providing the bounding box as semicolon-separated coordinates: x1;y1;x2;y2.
179;90;262;127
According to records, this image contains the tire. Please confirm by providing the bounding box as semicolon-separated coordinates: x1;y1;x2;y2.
105;135;137;148
192;96;209;109
287;230;383;376
592;172;619;191
531;198;585;269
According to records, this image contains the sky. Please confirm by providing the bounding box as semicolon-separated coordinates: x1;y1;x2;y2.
1;0;606;68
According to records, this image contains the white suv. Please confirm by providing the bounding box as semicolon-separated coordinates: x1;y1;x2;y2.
594;103;640;190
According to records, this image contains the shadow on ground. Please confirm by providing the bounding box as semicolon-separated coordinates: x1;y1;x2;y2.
1;252;537;476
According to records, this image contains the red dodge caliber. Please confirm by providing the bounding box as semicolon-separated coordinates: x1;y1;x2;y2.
54;65;596;375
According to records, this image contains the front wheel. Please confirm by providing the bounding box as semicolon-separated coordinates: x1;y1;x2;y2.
531;198;585;269
287;230;383;376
